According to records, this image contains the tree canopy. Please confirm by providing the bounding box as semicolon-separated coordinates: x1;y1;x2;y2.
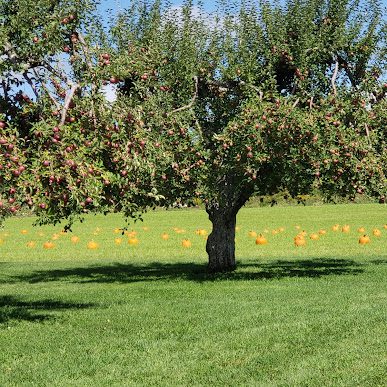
1;0;386;271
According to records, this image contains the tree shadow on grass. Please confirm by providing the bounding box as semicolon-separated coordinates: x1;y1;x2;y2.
8;258;364;285
0;295;95;325
369;259;387;265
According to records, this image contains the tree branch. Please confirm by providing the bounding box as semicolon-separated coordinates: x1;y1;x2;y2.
337;54;357;88
43;61;70;86
167;76;199;115
77;33;94;72
23;72;39;100
1;79;10;101
60;83;78;126
364;123;372;146
77;33;98;126
331;60;339;95
292;98;300;109
42;84;61;110
4;41;18;63
240;81;263;99
31;69;61;110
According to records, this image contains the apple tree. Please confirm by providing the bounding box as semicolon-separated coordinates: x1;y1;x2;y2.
1;0;386;272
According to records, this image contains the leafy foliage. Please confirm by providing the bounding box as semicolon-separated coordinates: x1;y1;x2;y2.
1;0;386;235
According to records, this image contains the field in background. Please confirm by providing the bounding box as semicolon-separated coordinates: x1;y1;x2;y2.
0;203;386;386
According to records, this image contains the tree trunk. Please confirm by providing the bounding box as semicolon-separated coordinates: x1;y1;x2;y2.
206;206;237;272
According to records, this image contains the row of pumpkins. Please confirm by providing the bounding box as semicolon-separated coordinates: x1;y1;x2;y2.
253;224;385;246
0;224;385;250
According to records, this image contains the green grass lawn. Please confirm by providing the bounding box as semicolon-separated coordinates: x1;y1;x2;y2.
0;203;386;386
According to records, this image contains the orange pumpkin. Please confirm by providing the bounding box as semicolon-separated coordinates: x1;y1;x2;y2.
359;235;370;245
126;230;137;238
20;229;29;235
26;241;36;248
128;238;139;246
182;239;192;248
197;229;207;236
318;229;326;235
372;228;381;237
255;234;268;245
357;227;366;233
383;224;387;230
43;241;55;249
161;233;169;240
248;230;257;238
114;238;122;245
294;236;306;247
310;233;319;240
332;224;340;231
71;235;80;244
342;225;350;233
87;240;99;250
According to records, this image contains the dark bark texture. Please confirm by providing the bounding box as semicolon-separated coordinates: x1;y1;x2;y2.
206;207;237;272
205;181;253;272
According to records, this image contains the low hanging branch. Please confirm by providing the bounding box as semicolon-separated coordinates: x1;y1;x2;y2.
167;76;199;115
59;83;79;127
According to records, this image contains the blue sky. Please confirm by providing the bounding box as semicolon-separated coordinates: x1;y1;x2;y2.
99;0;387;13
99;0;219;14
